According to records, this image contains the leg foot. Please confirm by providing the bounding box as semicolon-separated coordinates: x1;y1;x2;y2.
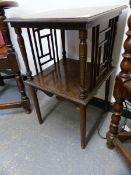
30;87;43;124
106;100;123;149
15;72;31;112
106;131;114;149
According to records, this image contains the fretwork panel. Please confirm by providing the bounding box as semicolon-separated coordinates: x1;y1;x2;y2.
27;28;59;74
90;16;118;90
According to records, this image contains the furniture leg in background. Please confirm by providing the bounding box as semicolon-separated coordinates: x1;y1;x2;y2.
107;8;131;164
0;1;31;113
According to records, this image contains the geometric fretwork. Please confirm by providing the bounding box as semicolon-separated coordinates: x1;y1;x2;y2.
27;28;59;74
90;16;118;90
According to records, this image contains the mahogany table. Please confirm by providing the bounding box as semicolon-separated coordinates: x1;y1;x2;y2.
6;5;127;148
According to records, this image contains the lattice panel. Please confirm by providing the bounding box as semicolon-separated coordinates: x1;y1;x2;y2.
27;28;59;74
90;16;118;90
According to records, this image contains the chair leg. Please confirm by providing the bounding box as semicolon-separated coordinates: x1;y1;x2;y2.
15;72;31;113
0;74;5;86
30;87;43;124
106;99;123;149
104;76;111;112
80;104;86;149
106;76;124;148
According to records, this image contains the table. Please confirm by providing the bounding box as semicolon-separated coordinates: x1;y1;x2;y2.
6;5;127;148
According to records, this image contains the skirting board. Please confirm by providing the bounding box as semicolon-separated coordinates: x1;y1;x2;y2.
89;97;131;119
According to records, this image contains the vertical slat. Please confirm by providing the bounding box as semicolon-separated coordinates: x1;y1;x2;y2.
61;29;66;60
47;35;52;60
90;27;96;90
27;28;38;74
32;28;42;72
97;46;101;76
108;17;118;67
106;18;114;70
93;25;99;86
37;29;43;57
54;29;59;62
103;29;109;63
50;29;55;60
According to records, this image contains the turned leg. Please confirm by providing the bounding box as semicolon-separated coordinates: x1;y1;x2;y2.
30;87;43;124
79;30;88;99
106;76;124;148
15;71;31;113
104;76;111;112
106;99;123;148
80;104;86;149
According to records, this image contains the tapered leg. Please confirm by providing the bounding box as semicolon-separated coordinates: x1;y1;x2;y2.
104;76;111;112
30;87;43;124
80;104;86;149
15;72;31;113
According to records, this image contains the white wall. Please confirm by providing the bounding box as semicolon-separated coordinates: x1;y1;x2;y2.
6;0;129;102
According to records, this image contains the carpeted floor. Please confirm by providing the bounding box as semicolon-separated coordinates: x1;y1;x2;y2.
0;79;130;175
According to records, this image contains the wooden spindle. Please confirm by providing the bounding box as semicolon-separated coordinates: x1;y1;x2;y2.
119;14;131;79
79;30;88;99
14;27;32;80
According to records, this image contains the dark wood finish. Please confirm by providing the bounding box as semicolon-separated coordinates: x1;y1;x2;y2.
24;59;114;106
0;1;31;113
14;27;32;80
118;131;131;141
79;30;88;99
30;87;43;124
0;74;5;85
61;30;66;60
113;138;131;163
80;104;86;148
6;6;126;30
104;76;111;112
8;6;126;148
107;7;131;164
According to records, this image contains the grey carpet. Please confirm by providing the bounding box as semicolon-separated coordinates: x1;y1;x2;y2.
0;79;130;175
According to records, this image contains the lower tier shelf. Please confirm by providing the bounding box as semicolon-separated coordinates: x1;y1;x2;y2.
25;58;114;105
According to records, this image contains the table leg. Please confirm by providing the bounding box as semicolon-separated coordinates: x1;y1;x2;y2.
79;30;88;99
30;87;43;124
80;104;86;149
14;27;32;80
106;76;124;148
15;71;31;113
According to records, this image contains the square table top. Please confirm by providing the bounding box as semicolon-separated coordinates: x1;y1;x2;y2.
6;5;127;29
